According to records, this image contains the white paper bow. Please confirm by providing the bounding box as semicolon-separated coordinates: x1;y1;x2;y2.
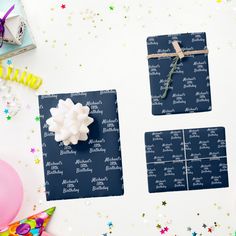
46;98;94;146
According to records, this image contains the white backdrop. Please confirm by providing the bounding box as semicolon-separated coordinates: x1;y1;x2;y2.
1;0;236;235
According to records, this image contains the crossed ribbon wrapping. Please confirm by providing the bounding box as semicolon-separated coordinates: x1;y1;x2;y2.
147;41;209;99
0;5;15;47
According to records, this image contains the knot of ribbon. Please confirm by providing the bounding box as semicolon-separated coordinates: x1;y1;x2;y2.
147;41;209;99
0;5;15;48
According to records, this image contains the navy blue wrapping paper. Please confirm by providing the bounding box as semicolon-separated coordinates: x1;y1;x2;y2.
38;90;124;201
145;127;229;193
147;32;212;115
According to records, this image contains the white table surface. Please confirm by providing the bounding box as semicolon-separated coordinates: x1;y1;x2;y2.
1;0;236;235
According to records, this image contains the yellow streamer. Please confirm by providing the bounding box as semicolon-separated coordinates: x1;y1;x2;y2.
0;65;43;90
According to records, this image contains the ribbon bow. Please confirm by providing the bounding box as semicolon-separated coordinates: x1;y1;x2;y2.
0;5;15;47
0;207;55;236
147;40;209;99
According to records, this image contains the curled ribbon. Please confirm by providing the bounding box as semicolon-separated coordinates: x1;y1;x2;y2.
147;41;209;99
0;5;15;48
0;64;43;90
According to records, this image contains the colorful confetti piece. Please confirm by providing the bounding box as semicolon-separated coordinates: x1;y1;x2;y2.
61;4;66;9
6;115;11;120
35;116;40;122
109;5;115;11
6;59;12;65
34;158;40;164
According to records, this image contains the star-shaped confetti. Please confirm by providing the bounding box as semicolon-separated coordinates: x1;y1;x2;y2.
208;227;213;233
30;148;36;153
34;158;40;164
3;108;9;114
160;229;165;234
35;116;40;122
6;115;11;120
216;0;222;2
202;224;207;228
61;4;66;9
164;226;169;232
6;59;12;65
192;232;197;236
107;221;113;228
156;224;162;229
162;201;167;206
187;227;192;231
109;5;115;11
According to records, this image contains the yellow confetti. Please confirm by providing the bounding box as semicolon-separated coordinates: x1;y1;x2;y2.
34;158;41;164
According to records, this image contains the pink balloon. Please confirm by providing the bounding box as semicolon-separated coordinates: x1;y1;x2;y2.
0;160;23;229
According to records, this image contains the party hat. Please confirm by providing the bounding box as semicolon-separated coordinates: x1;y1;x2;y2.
0;207;55;236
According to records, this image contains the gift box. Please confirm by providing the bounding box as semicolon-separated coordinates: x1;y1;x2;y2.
0;7;26;45
0;0;36;60
38;90;124;201
147;32;212;115
145;127;229;193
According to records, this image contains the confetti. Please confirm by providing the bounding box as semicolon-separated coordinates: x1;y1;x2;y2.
160;229;165;234
3;108;9;114
156;224;162;229
162;201;167;206
35;116;40;122
109;5;115;11
6;59;12;65
107;221;113;228
61;4;66;9
208;227;213;233
102;220;114;235
34;158;40;164
6;115;11;120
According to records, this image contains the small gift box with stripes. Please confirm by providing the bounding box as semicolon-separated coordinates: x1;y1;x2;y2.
146;32;212;115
